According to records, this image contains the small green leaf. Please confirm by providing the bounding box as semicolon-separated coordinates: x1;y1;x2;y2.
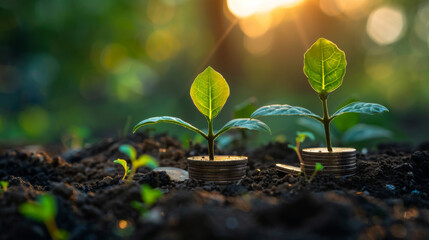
134;155;158;169
20;194;57;222
304;38;346;94
234;98;257;118
315;162;324;171
114;159;129;180
214;118;271;139
331;102;389;118
342;124;393;144
251;105;322;121
119;144;136;161
0;181;8;192
141;185;163;207
133;116;207;139
296;131;315;143
190;66;230;121
288;144;297;152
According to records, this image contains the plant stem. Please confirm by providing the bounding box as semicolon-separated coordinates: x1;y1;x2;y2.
45;218;60;240
207;119;215;160
127;165;136;183
320;94;333;152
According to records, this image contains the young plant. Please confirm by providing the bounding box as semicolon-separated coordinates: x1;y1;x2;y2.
251;38;388;152
19;194;69;240
114;144;158;182
133;67;271;160
131;184;163;215
0;181;8;193
288;131;315;169
288;131;323;182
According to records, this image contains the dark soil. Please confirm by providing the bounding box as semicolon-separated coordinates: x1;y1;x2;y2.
1;133;429;240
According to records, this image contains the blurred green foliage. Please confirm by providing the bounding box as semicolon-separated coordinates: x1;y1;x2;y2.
0;0;428;146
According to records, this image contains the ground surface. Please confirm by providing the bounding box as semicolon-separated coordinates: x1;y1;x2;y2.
1;133;429;240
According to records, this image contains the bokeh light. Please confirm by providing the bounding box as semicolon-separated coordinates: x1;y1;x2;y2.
239;13;272;38
366;6;406;45
414;2;429;46
227;0;303;18
146;30;180;62
243;34;273;55
320;0;372;19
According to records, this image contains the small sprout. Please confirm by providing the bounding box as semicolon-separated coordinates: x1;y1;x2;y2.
251;38;388;152
133;67;271;160
0;181;8;193
288;131;322;182
131;184;163;216
113;159;131;180
19;194;69;240
115;144;159;183
288;131;315;169
308;162;325;183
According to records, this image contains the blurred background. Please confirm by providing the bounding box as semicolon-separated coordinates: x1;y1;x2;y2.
0;0;428;149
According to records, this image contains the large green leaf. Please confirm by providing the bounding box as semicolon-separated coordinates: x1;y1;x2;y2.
304;38;346;94
190;67;230;120
250;104;322;121
331;102;389;118
133;116;207;138
214;118;271;139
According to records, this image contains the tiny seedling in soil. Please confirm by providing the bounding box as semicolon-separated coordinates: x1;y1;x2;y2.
131;184;163;216
288;131;323;182
114;144;158;182
0;181;8;194
251;38;388;152
133;66;271;160
19;194;69;240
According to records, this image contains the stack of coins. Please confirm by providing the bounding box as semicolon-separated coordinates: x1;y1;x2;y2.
301;147;356;177
187;156;248;184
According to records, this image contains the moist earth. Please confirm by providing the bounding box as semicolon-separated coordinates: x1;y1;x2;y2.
1;133;429;240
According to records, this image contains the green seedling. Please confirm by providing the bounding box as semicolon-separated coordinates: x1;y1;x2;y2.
288;131;315;169
114;144;158;182
251;38;388;152
287;131;323;182
19;194;69;240
0;181;8;194
131;184;163;216
133;67;271;160
308;163;324;183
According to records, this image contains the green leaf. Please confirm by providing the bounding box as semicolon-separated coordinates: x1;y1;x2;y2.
190;66;230;120
250;104;322;121
296;131;315;143
288;144;297;152
141;184;163;207
133;116;207;139
53;229;69;240
234;97;257;118
304;38;346;94
134;155;158;169
315;162;324;171
331;102;389;118
333;99;360;132
20;194;57;222
119;144;136;161
214;118;271;139
114;159;129;180
342;124;393;144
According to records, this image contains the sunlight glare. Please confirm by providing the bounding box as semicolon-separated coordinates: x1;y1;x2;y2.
227;0;303;18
